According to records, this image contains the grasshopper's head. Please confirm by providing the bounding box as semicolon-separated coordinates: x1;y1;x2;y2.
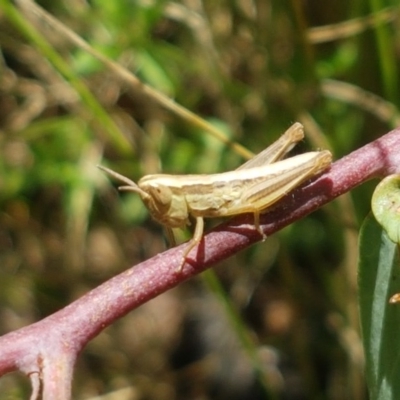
98;166;190;229
138;176;189;229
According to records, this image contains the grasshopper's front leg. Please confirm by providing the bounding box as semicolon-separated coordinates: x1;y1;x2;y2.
179;210;268;272
178;216;204;272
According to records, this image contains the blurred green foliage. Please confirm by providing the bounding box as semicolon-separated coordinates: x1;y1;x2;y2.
359;215;400;400
0;0;400;399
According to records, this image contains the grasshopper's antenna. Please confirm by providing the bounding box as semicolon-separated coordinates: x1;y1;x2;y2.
97;165;150;199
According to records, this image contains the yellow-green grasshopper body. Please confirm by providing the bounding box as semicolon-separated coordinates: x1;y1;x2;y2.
99;123;332;270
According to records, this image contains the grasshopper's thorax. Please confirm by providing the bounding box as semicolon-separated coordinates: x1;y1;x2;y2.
138;180;190;228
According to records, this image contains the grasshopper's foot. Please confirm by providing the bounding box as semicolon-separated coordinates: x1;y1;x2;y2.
176;237;200;273
176;256;187;273
258;228;267;242
253;212;266;241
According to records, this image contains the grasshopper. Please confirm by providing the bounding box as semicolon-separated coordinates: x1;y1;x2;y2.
99;123;332;270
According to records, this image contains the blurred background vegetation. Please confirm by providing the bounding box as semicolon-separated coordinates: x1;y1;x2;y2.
0;0;399;399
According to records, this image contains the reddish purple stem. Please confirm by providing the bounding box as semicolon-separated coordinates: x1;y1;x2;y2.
1;127;400;399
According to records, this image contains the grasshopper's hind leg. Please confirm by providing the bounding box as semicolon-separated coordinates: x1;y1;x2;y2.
253;210;267;241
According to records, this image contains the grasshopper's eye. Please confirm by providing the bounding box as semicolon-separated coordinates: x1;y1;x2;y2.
148;185;172;206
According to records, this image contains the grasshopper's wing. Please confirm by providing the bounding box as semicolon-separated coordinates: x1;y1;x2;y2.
240;150;332;210
236;122;304;170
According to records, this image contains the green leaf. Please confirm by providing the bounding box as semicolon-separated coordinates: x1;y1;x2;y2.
358;214;400;400
372;175;400;244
